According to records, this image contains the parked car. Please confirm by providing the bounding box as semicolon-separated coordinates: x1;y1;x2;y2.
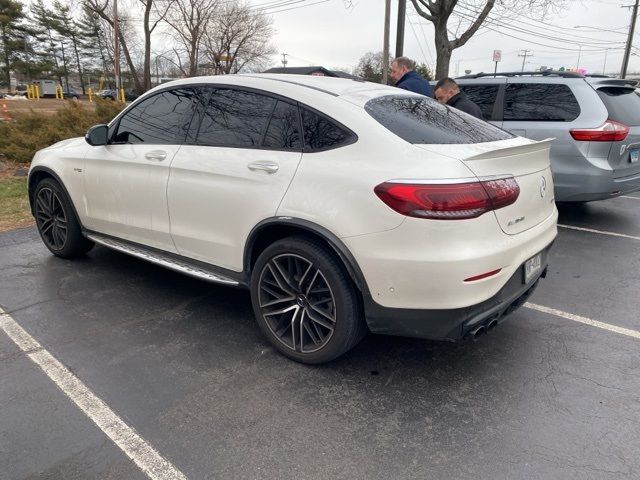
63;89;80;100
97;89;117;100
27;74;557;363
453;71;640;202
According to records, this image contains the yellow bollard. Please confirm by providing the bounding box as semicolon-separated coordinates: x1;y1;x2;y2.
119;88;125;103
35;85;40;100
88;88;94;103
55;85;63;100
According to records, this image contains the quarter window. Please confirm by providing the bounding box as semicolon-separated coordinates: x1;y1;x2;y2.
113;88;197;144
503;83;580;122
301;108;353;151
195;89;276;147
263;101;302;150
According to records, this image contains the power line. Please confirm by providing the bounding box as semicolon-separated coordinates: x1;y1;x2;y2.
452;8;624;51
454;3;628;46
407;14;429;65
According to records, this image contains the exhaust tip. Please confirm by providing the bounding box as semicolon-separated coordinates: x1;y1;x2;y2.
467;325;486;340
487;319;498;331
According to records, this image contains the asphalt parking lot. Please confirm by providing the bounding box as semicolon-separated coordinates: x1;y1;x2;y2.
1;194;639;480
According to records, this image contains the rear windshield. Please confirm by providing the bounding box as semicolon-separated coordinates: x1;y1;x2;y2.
365;95;513;144
597;87;640;126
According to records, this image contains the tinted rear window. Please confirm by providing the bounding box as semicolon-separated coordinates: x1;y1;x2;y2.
597;87;640;126
365;95;513;144
504;83;580;121
459;84;500;120
301;108;354;151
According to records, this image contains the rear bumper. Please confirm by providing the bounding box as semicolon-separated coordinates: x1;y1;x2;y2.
554;159;640;202
363;244;552;341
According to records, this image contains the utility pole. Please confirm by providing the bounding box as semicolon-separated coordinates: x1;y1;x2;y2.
576;44;582;69
518;49;533;72
382;0;391;84
395;0;406;58
621;0;639;78
113;0;120;92
281;53;288;69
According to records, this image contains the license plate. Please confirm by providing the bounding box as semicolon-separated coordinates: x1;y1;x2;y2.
524;253;542;284
631;149;639;163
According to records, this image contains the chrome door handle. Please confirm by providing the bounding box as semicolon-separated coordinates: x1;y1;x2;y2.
145;150;167;161
248;161;279;174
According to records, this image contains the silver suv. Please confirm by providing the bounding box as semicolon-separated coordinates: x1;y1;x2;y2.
455;72;640;202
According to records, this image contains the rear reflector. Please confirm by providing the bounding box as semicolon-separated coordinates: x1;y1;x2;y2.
464;268;502;282
570;119;629;142
374;177;520;220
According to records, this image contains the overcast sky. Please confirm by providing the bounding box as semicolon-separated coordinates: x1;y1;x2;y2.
258;0;638;76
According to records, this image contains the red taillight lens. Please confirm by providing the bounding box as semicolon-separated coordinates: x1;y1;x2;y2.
570;119;629;142
374;177;520;220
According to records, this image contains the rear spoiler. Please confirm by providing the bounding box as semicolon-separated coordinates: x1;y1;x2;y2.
589;78;638;88
464;139;554;161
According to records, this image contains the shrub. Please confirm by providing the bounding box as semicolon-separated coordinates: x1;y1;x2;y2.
0;99;124;165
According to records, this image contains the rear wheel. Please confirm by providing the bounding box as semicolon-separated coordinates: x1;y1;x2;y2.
34;178;94;258
250;236;366;364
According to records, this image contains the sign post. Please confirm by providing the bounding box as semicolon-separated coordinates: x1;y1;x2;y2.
493;50;502;76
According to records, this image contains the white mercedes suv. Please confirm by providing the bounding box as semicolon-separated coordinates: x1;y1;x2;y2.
28;74;558;363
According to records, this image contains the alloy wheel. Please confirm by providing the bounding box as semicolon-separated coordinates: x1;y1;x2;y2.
35;187;68;251
258;253;337;353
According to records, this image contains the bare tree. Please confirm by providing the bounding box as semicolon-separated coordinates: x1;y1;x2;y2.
410;0;563;78
165;0;217;77
139;0;174;89
83;0;144;92
203;1;275;75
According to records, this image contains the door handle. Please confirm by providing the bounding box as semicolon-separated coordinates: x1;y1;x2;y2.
145;150;167;161
248;161;279;174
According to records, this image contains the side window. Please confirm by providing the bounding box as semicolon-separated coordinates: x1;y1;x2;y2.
262;101;302;150
113;88;197;144
195;89;276;147
459;84;500;120
504;83;580;122
301;108;353;151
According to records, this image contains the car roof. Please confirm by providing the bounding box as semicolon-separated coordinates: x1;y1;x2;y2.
149;73;416;106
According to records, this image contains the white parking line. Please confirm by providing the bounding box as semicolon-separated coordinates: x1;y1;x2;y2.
525;302;640;340
621;195;640;200
558;224;640;241
0;308;188;480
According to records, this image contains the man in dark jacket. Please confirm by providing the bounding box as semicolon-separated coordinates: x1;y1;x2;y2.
390;57;433;97
433;77;483;119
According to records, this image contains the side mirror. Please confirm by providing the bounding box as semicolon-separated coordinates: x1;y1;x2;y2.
85;124;109;146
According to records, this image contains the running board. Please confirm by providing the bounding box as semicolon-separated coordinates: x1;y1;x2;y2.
86;233;240;286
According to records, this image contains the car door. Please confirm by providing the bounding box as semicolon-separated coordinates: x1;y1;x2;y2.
82;87;198;251
167;87;303;271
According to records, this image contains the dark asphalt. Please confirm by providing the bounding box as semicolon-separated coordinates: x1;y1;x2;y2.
1;195;639;480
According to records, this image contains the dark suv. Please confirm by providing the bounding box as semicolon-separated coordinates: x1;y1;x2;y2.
455;71;640;202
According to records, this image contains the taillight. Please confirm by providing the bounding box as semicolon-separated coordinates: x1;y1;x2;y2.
374;177;520;220
570;119;629;142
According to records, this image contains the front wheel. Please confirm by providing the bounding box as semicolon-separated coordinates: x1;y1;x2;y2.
250;236;366;364
34;178;94;258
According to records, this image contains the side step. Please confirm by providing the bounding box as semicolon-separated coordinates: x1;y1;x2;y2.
86;232;240;287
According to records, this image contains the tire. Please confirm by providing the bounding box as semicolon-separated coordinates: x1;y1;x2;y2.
33;178;94;258
250;236;367;364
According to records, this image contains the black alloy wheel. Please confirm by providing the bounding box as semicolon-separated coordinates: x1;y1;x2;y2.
251;236;366;364
35;186;68;251
258;253;337;353
33;178;94;258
